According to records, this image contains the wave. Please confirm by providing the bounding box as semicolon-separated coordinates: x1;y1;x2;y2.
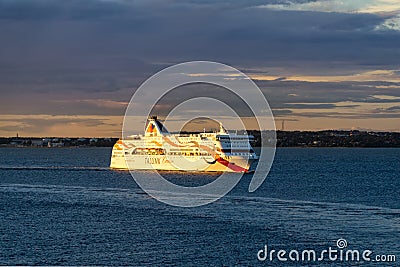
0;183;135;194
0;166;110;171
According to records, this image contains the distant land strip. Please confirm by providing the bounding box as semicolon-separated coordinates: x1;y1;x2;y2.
1;130;400;148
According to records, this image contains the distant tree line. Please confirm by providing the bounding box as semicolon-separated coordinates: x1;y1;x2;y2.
1;130;400;148
248;130;400;147
0;137;119;147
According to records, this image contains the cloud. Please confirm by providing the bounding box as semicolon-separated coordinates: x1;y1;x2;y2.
0;115;121;137
0;0;134;20
251;69;400;82
258;0;400;14
281;103;360;109
53;99;129;109
0;0;399;133
387;105;400;111
258;0;400;32
375;14;400;31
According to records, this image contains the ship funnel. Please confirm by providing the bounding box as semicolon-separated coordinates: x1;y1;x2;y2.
145;115;169;136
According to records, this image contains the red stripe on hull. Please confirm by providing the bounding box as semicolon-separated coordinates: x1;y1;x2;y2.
215;156;248;173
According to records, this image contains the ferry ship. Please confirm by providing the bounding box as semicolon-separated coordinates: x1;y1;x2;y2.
110;116;258;172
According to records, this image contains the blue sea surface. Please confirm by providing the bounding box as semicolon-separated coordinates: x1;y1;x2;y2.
0;147;399;266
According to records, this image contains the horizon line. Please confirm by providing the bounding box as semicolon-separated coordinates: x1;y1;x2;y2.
2;129;400;139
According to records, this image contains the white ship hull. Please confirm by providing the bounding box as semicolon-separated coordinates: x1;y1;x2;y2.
110;153;257;172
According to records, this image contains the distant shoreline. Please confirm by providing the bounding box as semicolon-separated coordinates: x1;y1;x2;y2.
1;130;399;148
1;146;400;149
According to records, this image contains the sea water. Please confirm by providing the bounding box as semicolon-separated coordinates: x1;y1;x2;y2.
0;147;399;265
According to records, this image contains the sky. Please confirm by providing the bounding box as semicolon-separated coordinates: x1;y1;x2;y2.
0;0;400;137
